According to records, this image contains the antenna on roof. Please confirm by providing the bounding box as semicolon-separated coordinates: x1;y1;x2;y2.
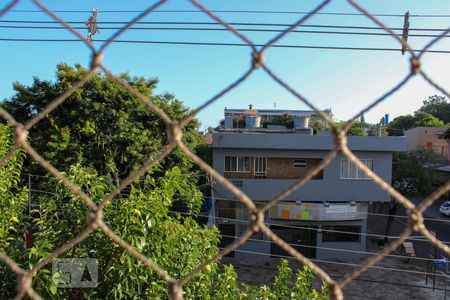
274;102;277;109
249;104;253;110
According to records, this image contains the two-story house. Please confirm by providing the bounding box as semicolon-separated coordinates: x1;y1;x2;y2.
212;108;406;260
404;127;448;160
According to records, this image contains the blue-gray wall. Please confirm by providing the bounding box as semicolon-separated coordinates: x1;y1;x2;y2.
220;219;368;260
212;132;405;203
212;132;402;259
213;148;393;202
316;219;367;259
213;132;406;152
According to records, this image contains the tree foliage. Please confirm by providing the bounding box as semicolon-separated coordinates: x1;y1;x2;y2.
413;111;446;127
419;95;450;124
335;121;368;136
387;115;416;132
0;67;329;299
388;111;445;132
387;95;449;133
214;260;329;300
0;156;329;298
392;150;445;196
1;63;205;183
309;120;326;134
22;165;218;299
382;149;446;244
0;124;29;292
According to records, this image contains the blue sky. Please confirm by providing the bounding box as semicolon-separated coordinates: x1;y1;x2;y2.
1;0;450;130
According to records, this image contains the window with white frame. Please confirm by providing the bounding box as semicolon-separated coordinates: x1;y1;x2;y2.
225;156;251;172
254;157;267;177
340;159;373;179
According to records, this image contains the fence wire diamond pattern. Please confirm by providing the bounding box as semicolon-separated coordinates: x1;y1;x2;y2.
1;0;450;299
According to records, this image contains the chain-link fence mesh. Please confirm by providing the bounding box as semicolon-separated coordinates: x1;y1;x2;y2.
1;0;450;299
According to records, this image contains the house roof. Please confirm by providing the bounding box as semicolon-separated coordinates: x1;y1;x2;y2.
213;132;406;152
224;108;332;117
198;132;213;145
203;133;213;145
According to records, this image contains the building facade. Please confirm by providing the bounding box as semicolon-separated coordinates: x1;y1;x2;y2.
404;127;448;160
438;127;450;165
212;109;406;260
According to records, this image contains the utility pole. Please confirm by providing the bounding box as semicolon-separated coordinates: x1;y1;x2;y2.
401;11;410;55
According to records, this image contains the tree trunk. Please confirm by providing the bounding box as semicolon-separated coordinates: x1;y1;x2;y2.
384;200;401;245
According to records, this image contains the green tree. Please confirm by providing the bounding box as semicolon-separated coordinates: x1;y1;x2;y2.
382;150;446;243
387;115;417;133
387;111;445;133
1;63;204;185
0;71;329;299
336;121;368;136
0;124;29;293
309;119;325;135
22;165;217;299
207;126;215;134
413;111;446;127
392;150;445;196
237;260;329;300
419;95;450;124
0;159;329;298
196;143;212;167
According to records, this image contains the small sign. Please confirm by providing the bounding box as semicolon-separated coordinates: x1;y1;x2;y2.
325;204;356;215
269;202;366;221
432;259;447;268
297;211;310;220
281;209;290;219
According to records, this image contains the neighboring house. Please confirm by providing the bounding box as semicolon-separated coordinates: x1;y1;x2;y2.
404;127;448;160
437;127;450;165
212;108;405;260
198;131;213;145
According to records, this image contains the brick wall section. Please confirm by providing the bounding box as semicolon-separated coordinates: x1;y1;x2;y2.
224;157;323;179
267;158;323;179
224;171;254;179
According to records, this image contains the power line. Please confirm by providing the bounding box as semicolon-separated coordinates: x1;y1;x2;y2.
0;9;393;16
1;38;450;54
25;184;441;242
219;247;448;278
213;197;450;224
219;233;440;263
5;9;450;18
0;20;449;32
22;180;450;225
20;176;450;241
231;261;450;292
1;24;449;38
23;187;450;268
369;210;450;223
174;210;450;244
